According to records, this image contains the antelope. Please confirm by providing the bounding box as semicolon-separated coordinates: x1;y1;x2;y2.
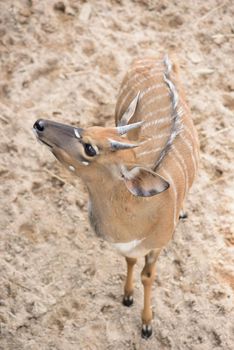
33;54;199;339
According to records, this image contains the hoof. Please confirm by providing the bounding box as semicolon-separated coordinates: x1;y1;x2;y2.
179;211;188;220
122;295;133;307
141;324;152;339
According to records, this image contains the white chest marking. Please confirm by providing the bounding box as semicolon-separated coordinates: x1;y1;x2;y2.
112;238;147;258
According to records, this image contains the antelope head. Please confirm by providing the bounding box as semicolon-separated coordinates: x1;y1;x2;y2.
33;118;169;197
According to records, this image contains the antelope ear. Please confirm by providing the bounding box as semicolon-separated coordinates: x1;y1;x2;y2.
121;166;170;197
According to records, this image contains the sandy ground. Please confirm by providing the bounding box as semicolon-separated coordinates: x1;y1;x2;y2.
0;0;234;349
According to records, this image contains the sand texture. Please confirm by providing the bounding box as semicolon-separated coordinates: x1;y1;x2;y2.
0;0;234;349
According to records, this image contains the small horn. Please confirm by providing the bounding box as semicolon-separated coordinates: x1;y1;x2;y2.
118;91;141;127
109;139;139;151
116;121;144;135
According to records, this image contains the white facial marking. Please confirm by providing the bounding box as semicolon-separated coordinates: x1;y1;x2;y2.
69;165;75;172
93;145;99;155
74;129;81;139
120;165;140;181
161;167;177;227
82;161;89;166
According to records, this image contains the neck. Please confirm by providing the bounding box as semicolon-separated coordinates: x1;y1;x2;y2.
83;163;121;196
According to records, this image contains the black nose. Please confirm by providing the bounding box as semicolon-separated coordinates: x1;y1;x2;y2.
34;119;45;132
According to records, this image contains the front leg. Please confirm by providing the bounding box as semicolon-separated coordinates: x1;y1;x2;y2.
123;257;137;307
141;249;161;339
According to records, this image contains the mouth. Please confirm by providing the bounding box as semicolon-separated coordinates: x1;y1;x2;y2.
33;128;53;149
39;139;53;149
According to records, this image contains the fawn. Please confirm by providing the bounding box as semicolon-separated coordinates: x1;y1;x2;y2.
33;54;199;339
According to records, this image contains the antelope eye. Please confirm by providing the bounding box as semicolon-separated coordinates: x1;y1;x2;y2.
84;143;96;157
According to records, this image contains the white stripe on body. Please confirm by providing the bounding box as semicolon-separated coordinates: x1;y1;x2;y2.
179;133;197;181
141;116;171;131
118;82;166;119
118;68;177;105
161;167;178;227
140;132;170;145
139;93;170;114
117;59;175;118
142;105;171;119
137;146;162;157
170;148;188;200
118;71;163;98
183;124;200;165
140;83;165;97
171;145;189;194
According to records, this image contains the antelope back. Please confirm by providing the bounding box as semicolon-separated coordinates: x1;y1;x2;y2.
115;55;199;225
